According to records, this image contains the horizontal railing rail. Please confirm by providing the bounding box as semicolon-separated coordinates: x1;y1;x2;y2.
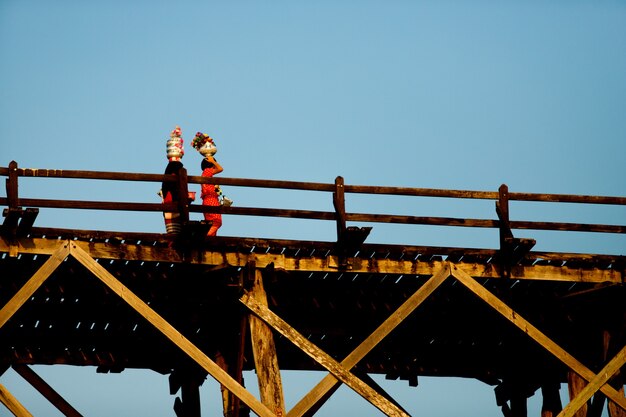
1;161;625;239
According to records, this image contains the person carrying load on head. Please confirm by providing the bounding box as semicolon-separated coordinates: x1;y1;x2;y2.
160;125;189;236
192;131;232;237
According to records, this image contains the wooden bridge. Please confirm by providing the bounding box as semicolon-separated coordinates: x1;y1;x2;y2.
0;160;625;417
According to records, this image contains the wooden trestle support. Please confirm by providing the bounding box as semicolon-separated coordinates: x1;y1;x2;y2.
0;161;625;417
0;235;625;417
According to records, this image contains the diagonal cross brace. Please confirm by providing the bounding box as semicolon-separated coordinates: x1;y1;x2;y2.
240;292;411;417
0;383;33;417
557;344;626;417
0;240;278;417
286;264;451;417
449;264;626;412
68;242;277;417
0;243;70;329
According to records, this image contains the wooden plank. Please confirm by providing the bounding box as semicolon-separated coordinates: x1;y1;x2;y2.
67;242;277;417
4;198;624;234
540;382;563;417
240;292;411;417
608;386;626;417
333;176;346;243
566;371;590;417
12;365;83;417
287;264;451;417
0;383;33;417
449;264;626;411
6;161;19;209
2;237;619;284
0;242;69;329
248;265;286;416
14;167;170;183
16;208;38;236
560;345;626;417
8;164;626;204
11;198;172;213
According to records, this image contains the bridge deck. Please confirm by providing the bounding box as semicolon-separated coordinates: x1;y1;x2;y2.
2;227;623;390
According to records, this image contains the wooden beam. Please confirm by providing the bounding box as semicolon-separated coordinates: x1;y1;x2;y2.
0;383;33;417
541;382;563;417
176;166;190;225
16;208;38;236
0;242;69;329
566;371;589;417
12;365;83;417
287;264;451;417
333;176;346;245
6;161;19;210
609;386;626;417
247;263;286;417
2;237;620;284
67;242;277;417
240;292;411;417
449;264;626;411
559;345;626;417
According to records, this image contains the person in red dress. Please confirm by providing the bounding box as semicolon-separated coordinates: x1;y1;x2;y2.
193;132;225;237
200;154;223;236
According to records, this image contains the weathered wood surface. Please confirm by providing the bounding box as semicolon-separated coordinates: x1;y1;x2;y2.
450;264;626;411
0;236;622;283
247;265;286;416
3;164;625;204
241;292;410;417
0;235;624;416
0;383;33;417
286;265;450;417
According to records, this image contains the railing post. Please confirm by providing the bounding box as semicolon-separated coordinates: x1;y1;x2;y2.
177;166;190;225
2;161;23;241
333;176;346;244
496;184;513;278
6;160;19;210
496;184;535;277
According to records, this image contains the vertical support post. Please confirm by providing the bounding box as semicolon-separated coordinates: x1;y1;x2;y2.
496;184;513;278
172;370;203;417
333;176;346;244
3;161;22;247
567;371;589;417
177;166;190;225
333;176;348;268
247;261;286;417
609;386;626;417
181;380;202;417
231;314;249;417
510;392;528;417
6;160;19;210
604;330;626;417
540;381;563;417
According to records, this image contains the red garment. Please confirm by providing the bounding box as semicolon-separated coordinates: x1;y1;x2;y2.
201;167;222;232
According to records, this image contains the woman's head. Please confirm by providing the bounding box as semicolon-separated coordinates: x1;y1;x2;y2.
201;158;214;170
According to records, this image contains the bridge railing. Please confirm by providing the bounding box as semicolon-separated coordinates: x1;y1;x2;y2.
1;161;625;252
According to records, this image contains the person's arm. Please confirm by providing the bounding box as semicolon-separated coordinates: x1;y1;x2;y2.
206;156;223;174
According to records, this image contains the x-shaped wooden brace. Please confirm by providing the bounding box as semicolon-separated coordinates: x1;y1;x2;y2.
0;241;278;417
240;265;452;417
448;264;626;417
2;243;624;417
241;263;626;417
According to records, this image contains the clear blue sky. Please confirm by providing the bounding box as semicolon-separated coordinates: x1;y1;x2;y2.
1;1;625;416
